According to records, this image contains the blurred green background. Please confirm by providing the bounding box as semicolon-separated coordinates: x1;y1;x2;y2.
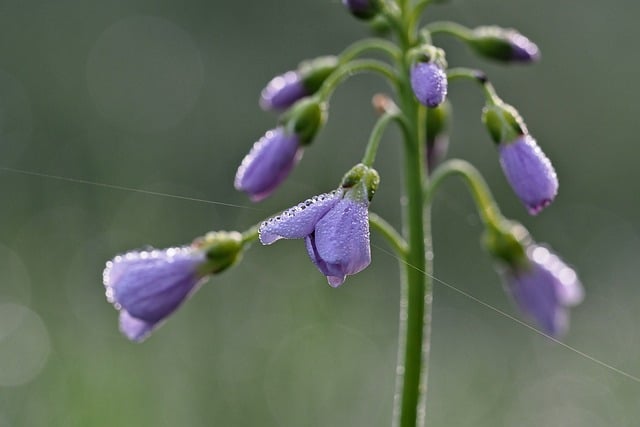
0;0;638;426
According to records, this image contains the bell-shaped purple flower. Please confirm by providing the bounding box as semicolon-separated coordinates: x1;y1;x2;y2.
234;127;302;202
259;165;377;287
103;247;207;342
410;62;448;108
499;135;558;215
502;244;583;337
260;71;307;111
304;196;371;287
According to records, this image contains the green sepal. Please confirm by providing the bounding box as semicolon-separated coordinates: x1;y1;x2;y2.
299;56;339;94
426;100;452;142
408;45;447;69
283;98;327;145
482;221;530;269
467;26;517;61
481;102;527;144
341;163;380;202
194;231;244;275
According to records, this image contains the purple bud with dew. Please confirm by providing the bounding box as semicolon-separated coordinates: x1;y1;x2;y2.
260;71;307;111
502;244;583;337
260;57;338;111
499;135;558;215
469;26;540;63
410;62;448;108
234;127;303;202
103;247;207;342
342;0;380;20
259;164;378;286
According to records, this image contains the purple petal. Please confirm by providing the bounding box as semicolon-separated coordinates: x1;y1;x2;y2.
410;63;448;108
306;197;371;287
103;247;206;340
234;128;302;202
259;190;343;245
508;32;541;62
260;71;308;111
504;245;583;337
499;135;558;215
119;310;158;342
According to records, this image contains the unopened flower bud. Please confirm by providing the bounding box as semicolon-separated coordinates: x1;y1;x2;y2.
260;56;338;111
468;26;540;63
410;62;448;108
342;0;381;20
426;101;452;172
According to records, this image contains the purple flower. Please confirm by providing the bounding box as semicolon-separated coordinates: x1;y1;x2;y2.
103;247;207;342
507;32;541;62
499;135;558;215
259;186;372;287
342;0;379;19
260;71;307;111
502;244;583;337
234;127;303;202
410;62;448;108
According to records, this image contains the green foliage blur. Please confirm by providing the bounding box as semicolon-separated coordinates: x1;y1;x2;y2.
0;0;639;426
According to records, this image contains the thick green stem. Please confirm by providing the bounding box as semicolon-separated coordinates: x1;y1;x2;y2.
391;29;433;427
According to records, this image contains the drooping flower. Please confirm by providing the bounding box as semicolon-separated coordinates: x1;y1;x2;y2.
410;62;448;108
499;134;558;215
234;127;303;202
468;26;540;63
235;99;325;202
501;244;583;337
260;56;338;111
103;247;207;342
104;232;244;342
259;164;378;286
342;0;380;20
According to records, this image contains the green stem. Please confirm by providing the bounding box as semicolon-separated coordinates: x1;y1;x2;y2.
318;59;397;101
369;212;408;257
362;112;400;167
447;68;501;105
391;26;432;427
241;225;259;245
339;38;402;63
425;21;472;40
426;159;504;228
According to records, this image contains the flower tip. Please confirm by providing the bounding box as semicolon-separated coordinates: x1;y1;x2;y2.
327;275;346;287
119;311;156;342
526;197;554;216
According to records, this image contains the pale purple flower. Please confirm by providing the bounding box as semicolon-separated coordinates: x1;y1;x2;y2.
103;247;207;342
502;244;583;337
260;71;307;111
499;135;558;215
410;62;448;108
234;127;303;202
259;187;372;287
